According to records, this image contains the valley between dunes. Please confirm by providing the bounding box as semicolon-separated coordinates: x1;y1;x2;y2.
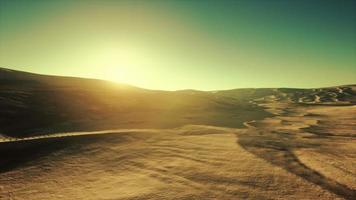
0;68;355;199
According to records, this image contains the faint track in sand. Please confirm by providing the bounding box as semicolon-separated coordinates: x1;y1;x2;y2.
0;129;167;143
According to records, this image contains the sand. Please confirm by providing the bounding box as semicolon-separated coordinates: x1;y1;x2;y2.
1;100;355;199
0;68;355;199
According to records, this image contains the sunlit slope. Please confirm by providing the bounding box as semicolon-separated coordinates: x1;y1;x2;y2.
216;85;356;104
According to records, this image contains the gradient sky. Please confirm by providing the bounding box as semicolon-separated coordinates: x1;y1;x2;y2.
0;0;355;90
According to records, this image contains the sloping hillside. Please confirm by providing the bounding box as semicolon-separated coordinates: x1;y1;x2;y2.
0;68;270;137
1;68;355;138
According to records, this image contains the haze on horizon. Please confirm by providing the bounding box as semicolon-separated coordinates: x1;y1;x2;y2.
0;0;355;90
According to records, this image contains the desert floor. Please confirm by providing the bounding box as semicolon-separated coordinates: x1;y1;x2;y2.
0;99;355;200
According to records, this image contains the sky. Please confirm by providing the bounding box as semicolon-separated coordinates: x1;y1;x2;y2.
0;0;355;90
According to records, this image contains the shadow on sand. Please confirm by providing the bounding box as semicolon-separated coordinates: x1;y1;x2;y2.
0;133;124;174
237;127;356;199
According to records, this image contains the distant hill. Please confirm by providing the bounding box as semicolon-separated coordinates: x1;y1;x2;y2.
0;67;355;137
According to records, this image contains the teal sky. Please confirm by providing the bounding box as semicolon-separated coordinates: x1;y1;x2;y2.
0;0;355;90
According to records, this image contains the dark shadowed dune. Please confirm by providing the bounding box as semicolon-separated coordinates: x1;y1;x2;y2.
1;67;354;138
0;67;272;137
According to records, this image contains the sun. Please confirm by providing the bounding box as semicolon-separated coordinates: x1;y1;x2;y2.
96;45;148;85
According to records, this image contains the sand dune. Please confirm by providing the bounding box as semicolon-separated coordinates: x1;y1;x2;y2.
0;68;355;199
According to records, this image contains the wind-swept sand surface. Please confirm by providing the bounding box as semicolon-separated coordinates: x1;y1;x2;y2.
0;128;348;199
1;101;355;199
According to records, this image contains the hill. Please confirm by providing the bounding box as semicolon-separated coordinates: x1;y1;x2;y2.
0;68;269;137
1;68;355;138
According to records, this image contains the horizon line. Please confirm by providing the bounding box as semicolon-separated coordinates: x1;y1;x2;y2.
1;66;355;92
